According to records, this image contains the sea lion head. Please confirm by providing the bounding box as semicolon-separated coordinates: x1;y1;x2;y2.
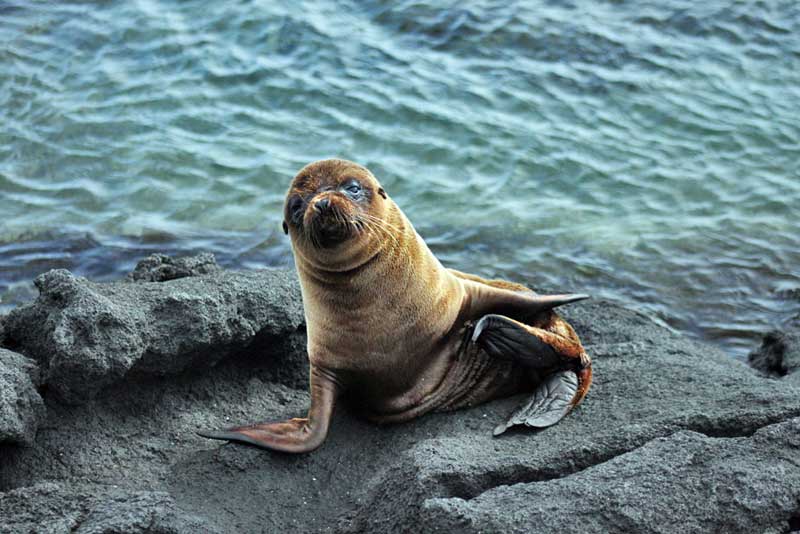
284;159;390;268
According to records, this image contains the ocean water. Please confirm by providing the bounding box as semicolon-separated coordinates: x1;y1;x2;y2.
1;0;798;358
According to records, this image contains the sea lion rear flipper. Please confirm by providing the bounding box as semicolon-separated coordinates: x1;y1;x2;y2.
471;314;592;435
472;314;585;363
472;314;560;366
492;370;579;436
197;366;338;453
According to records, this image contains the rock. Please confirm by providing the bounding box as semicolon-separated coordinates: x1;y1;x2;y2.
2;268;306;403
748;329;800;383
337;301;800;533
0;348;45;445
1;265;800;533
0;482;219;534
420;418;800;534
127;252;221;282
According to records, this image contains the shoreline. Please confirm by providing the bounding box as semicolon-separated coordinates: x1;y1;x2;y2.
2;234;797;361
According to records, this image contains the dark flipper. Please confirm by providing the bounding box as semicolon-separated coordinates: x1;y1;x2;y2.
471;313;592;435
472;314;560;367
492;370;578;435
197;365;338;453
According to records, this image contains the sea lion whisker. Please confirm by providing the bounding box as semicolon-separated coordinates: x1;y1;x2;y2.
358;213;402;233
351;218;367;235
359;219;396;247
361;220;399;248
357;216;401;249
356;214;404;243
332;208;361;238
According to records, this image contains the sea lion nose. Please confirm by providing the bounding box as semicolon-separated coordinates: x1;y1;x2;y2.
315;197;330;212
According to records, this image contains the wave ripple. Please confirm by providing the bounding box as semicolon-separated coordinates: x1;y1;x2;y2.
1;1;799;357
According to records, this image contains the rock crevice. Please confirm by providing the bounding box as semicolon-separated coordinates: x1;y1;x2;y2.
0;348;45;446
449;410;800;504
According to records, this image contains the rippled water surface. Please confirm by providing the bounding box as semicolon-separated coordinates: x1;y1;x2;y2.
2;1;799;357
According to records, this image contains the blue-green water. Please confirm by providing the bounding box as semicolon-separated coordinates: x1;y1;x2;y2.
1;1;799;358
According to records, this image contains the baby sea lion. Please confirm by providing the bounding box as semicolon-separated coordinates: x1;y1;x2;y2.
199;159;592;453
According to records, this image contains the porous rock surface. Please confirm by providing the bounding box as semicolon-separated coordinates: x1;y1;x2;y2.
0;348;45;446
421;419;800;534
127;252;222;283
1;259;800;533
0;482;217;533
749;329;800;385
2;266;305;403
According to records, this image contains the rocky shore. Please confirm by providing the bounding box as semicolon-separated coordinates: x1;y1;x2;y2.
1;254;799;533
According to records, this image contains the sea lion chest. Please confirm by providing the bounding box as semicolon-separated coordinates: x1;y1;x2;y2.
299;262;475;414
299;266;526;420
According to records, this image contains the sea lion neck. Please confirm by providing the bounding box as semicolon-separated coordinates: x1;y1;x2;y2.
295;248;383;285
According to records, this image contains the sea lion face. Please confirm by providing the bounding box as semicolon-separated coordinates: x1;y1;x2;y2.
284;159;388;260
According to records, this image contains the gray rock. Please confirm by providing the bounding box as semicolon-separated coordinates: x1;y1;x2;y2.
2;268;305;403
749;329;800;382
338;301;800;533
0;348;44;445
1;266;799;533
421;418;800;534
128;252;221;282
0;482;219;534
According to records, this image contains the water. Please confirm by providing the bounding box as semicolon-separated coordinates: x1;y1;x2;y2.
1;1;798;358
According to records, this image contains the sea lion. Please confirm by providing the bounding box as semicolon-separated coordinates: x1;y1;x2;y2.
199;159;592;453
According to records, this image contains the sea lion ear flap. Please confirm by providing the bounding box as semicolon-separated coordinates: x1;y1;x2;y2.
282;221;289;235
378;188;387;199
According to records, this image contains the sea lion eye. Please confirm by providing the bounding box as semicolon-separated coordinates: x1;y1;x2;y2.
288;196;304;224
289;196;302;212
345;183;361;194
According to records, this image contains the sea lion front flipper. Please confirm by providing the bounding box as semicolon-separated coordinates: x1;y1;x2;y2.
462;279;589;320
197;366;338;453
492;370;579;436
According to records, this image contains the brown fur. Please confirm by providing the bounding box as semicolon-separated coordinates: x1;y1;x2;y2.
288;159;588;421
289;159;470;418
199;159;590;453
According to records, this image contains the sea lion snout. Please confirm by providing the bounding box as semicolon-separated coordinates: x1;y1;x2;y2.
314;197;331;212
303;192;358;248
287;159;387;252
306;191;351;224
